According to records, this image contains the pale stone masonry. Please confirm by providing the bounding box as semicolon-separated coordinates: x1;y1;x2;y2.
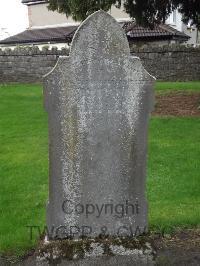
44;11;155;239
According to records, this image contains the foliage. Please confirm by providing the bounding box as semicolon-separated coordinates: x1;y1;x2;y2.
48;0;200;28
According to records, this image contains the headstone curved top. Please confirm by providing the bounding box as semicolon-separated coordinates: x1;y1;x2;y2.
70;10;130;58
44;10;155;239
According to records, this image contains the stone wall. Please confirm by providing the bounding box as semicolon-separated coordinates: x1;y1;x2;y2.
0;45;199;83
0;47;69;83
131;44;200;81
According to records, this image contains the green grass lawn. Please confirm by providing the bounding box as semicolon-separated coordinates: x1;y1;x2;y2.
148;118;200;231
0;82;200;256
156;81;200;92
0;84;48;256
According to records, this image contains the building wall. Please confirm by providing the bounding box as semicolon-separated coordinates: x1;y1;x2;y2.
166;10;199;45
182;24;198;45
0;45;199;83
27;4;199;44
28;3;72;28
28;3;130;28
109;5;130;20
166;10;183;32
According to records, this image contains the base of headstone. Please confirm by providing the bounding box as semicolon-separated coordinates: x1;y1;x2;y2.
35;237;155;266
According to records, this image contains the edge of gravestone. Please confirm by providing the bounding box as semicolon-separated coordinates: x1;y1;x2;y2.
70;9;130;55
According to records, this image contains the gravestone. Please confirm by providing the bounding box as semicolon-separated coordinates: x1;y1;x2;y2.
44;10;155;240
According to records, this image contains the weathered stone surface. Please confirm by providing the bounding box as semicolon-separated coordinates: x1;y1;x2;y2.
44;10;155;239
36;254;154;266
35;237;155;265
16;253;154;266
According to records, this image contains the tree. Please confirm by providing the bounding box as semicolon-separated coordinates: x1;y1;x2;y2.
48;0;200;29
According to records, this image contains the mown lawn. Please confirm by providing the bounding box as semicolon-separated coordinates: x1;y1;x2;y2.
0;84;48;256
0;82;200;256
148;118;200;231
156;81;200;92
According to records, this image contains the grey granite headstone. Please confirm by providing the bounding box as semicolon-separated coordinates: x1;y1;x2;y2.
44;10;155;239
